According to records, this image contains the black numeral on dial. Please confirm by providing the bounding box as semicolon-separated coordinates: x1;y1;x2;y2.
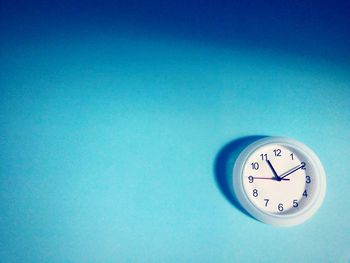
303;190;308;197
293;199;298;207
264;199;269;207
260;153;267;161
306;176;311;183
273;149;282;157
251;162;259;170
278;203;284;212
290;153;294;160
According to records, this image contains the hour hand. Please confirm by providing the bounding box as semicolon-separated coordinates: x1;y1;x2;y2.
266;160;281;181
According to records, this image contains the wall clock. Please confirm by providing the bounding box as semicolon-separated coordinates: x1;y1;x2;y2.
233;137;326;226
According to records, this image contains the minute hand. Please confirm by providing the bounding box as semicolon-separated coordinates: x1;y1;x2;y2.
279;163;305;179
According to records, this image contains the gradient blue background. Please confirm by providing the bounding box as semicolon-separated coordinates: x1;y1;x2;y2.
1;1;350;262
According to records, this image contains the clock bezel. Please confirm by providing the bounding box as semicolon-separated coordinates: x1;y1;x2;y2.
233;136;326;227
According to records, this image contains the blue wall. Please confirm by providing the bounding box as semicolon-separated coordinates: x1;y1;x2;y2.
1;1;349;262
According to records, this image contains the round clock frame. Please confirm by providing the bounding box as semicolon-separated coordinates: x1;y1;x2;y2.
233;137;326;227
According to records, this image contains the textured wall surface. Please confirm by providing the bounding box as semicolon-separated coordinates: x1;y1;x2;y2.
1;1;349;262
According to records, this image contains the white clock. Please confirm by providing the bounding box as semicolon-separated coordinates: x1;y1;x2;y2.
233;137;326;227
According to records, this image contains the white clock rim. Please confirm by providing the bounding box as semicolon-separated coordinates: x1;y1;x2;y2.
233;136;326;227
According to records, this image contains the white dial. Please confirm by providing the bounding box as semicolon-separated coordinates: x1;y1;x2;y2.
233;137;326;226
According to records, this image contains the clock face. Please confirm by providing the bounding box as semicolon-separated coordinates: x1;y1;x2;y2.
233;137;326;226
242;143;317;215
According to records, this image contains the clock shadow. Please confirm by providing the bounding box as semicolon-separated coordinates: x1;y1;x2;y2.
214;135;267;221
